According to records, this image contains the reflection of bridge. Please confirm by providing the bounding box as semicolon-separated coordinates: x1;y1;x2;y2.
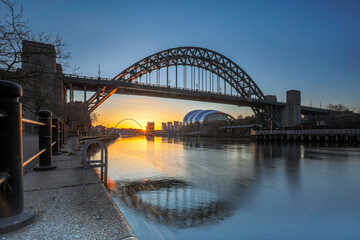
112;139;308;229
62;47;342;127
117;179;232;228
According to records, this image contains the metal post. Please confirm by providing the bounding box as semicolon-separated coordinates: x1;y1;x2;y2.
62;123;66;144
202;68;204;91
198;67;200;90
208;71;211;92
191;66;193;90
61;122;65;146
184;66;187;89
34;110;56;170
175;65;178;88
0;80;36;233
166;66;169;87
70;83;74;103
64;124;68;142
84;85;87;102
59;122;63;148
52;118;61;155
205;70;207;91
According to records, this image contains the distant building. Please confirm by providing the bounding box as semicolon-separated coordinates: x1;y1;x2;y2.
265;95;277;102
162;122;167;131
174;121;180;130
167;122;173;131
220;124;260;135
183;110;235;126
146;122;155;131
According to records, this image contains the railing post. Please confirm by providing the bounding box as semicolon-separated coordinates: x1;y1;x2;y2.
64;125;67;142
0;80;36;233
65;124;68;142
59;122;64;148
34;110;56;170
52;118;61;155
61;122;65;146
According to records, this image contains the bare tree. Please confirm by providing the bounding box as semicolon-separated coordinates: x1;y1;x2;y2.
237;114;244;120
327;104;348;112
71;63;81;75
0;0;30;74
0;0;71;75
90;113;99;125
0;0;76;119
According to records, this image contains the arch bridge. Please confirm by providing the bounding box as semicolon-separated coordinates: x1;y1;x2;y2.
63;47;330;127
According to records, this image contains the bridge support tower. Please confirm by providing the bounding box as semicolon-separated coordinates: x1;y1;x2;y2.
281;90;301;127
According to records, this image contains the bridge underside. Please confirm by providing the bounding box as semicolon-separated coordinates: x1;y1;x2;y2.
64;76;341;127
64;77;284;114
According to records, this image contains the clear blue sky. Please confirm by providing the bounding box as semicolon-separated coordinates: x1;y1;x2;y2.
7;0;360;126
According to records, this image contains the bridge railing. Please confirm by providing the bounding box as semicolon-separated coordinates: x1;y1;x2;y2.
0;80;70;233
63;73;113;81
251;129;360;135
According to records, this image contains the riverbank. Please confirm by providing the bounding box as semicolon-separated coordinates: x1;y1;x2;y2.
2;137;137;240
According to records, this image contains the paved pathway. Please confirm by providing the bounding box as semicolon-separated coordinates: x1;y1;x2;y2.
3;138;137;240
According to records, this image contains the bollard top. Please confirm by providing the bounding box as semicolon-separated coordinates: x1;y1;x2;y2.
0;80;22;98
39;110;52;118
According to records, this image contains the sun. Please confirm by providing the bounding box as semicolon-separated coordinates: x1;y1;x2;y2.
142;127;146;131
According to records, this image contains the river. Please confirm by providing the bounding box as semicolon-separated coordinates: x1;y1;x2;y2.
92;136;360;240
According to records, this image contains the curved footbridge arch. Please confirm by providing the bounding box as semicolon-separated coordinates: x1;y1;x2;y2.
113;118;144;130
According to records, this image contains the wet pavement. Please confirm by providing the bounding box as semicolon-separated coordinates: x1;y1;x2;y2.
2;137;137;240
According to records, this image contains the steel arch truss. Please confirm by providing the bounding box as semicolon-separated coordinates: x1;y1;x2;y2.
113;47;280;127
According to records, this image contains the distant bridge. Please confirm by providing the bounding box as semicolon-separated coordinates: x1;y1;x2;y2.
113;118;144;130
62;46;342;127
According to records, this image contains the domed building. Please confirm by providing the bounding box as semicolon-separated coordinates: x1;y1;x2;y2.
183;110;235;126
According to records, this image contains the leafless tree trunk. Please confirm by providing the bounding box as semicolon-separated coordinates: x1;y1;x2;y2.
0;0;75;119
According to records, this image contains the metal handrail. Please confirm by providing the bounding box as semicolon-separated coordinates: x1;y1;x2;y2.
23;148;46;169
22;118;45;126
82;139;108;188
51;141;56;147
0;173;9;186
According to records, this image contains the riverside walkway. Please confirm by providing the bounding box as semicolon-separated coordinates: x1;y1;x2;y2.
2;137;137;240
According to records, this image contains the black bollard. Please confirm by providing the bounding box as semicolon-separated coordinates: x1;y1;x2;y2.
65;125;68;142
52;118;61;155
59;121;64;149
34;110;56;170
0;80;36;233
62;122;65;145
60;122;65;148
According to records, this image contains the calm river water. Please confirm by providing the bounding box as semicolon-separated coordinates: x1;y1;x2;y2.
94;136;360;240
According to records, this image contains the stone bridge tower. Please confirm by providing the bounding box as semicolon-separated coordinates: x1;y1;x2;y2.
21;40;65;120
281;90;301;127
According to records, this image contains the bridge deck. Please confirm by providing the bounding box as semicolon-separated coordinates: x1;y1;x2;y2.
63;74;337;115
63;75;285;107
